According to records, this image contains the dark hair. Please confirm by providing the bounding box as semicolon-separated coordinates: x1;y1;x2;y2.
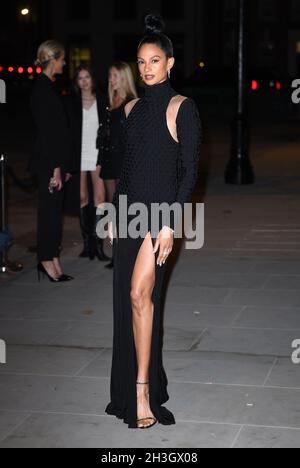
138;14;174;59
73;65;97;95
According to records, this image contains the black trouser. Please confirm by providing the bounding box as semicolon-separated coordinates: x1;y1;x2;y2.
37;172;63;262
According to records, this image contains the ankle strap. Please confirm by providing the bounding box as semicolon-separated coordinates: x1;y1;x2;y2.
136;381;149;385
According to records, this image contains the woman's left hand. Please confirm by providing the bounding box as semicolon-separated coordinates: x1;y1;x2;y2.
153;226;174;267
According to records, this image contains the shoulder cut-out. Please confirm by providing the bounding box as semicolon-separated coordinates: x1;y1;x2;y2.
166;95;189;143
168;95;188;118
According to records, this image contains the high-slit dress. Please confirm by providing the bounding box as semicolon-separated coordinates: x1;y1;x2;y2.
105;79;202;428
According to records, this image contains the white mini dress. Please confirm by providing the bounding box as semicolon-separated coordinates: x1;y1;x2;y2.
81;101;99;172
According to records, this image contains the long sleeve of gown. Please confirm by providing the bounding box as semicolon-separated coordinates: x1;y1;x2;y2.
168;98;202;231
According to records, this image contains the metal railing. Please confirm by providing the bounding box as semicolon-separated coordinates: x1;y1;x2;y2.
0;154;7;273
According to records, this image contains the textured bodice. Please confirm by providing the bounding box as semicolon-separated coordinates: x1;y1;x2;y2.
116;80;180;207
114;79;202;232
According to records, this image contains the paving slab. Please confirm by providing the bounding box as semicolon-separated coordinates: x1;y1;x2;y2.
0;412;241;448
233;426;300;448
1;127;300;447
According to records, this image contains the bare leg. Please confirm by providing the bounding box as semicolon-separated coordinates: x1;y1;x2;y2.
104;179;118;204
52;258;62;276
80;171;89;208
131;232;157;428
91;166;106;208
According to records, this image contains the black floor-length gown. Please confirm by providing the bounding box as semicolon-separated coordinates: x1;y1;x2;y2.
105;79;202;428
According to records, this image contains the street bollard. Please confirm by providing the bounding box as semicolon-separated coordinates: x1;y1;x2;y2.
0;154;7;273
225;0;254;185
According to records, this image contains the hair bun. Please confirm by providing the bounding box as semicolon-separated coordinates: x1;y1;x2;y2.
144;14;165;34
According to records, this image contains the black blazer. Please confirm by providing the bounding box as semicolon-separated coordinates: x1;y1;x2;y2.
96;96;129;170
29;73;71;175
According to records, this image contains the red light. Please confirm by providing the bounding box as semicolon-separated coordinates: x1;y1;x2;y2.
276;81;281;90
27;67;33;74
18;67;24;74
251;80;258;91
36;67;42;74
8;67;14;73
0;66;3;72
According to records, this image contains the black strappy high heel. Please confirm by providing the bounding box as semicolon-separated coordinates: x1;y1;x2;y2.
136;381;158;429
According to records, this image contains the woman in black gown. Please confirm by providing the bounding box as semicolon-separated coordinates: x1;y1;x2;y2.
97;62;138;201
105;14;202;429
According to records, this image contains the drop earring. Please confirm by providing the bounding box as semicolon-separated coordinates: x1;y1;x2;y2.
168;70;171;79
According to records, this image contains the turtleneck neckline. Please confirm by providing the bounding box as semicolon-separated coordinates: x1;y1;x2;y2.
144;79;173;101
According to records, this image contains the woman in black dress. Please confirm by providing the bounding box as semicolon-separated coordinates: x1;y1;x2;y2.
97;62;137;268
105;15;202;429
98;62;138;201
30;40;73;282
64;66;110;262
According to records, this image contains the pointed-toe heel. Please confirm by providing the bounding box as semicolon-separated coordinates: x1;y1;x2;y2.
59;274;74;282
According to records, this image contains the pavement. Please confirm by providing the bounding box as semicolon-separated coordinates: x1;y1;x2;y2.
0;120;300;448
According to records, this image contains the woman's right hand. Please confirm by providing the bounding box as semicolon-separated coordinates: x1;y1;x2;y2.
49;167;63;193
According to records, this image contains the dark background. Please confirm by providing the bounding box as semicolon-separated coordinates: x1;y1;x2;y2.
1;1;300;101
1;0;300;80
1;0;300;173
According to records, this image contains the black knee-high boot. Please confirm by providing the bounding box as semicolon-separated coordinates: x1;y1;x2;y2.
91;208;111;262
79;205;91;258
